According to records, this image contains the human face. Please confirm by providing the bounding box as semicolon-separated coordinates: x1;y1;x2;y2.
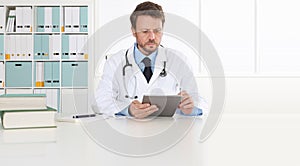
132;15;163;55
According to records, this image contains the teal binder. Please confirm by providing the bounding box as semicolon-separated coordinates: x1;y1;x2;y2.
62;35;69;59
41;35;49;59
5;62;32;87
44;62;52;87
52;7;60;32
62;61;87;87
0;35;3;60
52;62;60;87
37;7;45;32
80;7;88;32
34;35;42;59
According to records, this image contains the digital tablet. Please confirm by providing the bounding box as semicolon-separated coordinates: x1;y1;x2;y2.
142;95;181;117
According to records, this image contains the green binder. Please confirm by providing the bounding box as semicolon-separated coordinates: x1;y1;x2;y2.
52;7;60;32
37;7;45;32
34;35;42;59
62;35;69;59
80;7;88;32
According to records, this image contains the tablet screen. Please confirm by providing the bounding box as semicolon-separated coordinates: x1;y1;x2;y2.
142;95;181;117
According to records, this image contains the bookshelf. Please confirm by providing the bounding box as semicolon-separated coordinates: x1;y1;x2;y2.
0;2;92;114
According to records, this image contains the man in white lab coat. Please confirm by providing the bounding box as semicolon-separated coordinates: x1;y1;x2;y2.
95;1;207;118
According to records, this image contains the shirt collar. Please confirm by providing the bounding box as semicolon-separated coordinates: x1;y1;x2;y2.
134;43;158;67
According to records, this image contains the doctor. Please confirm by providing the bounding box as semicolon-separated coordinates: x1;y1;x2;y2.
95;1;207;118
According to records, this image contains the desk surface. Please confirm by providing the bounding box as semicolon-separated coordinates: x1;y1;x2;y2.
0;116;204;166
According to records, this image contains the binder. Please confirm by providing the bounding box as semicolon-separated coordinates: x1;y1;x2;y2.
72;7;80;32
52;62;60;87
0;62;4;87
26;35;33;60
9;35;16;60
44;7;52;32
62;35;69;59
0;7;5;32
64;7;72;32
80;7;88;32
69;35;77;59
37;7;45;32
41;35;49;59
49;35;60;60
5;35;11;60
44;62;52;87
34;35;42;59
23;7;32;32
76;35;88;60
0;35;4;60
52;7;60;32
16;7;23;32
20;35;27;59
35;62;44;87
5;61;32;87
15;35;22;59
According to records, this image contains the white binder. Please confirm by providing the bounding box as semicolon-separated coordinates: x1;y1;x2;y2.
20;35;27;59
10;35;16;59
0;62;4;87
69;35;77;59
76;35;88;60
44;7;52;32
64;7;72;32
52;35;61;60
35;62;44;87
16;7;23;32
0;7;5;33
72;7;80;32
5;35;11;60
23;7;32;32
15;35;22;59
26;35;33;59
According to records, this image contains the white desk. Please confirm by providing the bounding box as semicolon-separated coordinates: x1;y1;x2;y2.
0;116;204;166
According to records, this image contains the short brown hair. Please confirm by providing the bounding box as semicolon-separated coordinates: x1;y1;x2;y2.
130;1;165;29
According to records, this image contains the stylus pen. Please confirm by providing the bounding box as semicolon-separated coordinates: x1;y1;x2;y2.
72;114;96;119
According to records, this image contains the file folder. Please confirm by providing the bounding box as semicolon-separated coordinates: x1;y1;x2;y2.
44;62;52;87
0;7;5;33
5;62;32;87
80;7;88;32
62;35;69;59
37;7;45;32
52;62;60;87
20;35;28;59
44;7;52;32
35;62;44;87
34;35;42;59
72;7;80;32
16;7;23;32
0;35;4;60
52;7;60;32
64;7;72;32
23;7;32;32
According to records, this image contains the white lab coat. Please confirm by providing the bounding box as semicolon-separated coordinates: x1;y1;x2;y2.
95;45;208;116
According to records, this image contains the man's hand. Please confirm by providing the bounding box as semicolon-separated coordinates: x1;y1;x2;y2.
178;91;194;115
129;100;158;119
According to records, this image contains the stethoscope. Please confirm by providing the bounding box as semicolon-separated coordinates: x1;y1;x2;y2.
123;47;167;99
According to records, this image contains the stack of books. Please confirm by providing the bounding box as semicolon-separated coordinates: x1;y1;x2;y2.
0;94;56;129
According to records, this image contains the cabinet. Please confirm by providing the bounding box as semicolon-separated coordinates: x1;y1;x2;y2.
0;4;90;113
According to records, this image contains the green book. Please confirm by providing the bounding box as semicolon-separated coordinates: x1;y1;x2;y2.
1;106;57;129
0;94;47;111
